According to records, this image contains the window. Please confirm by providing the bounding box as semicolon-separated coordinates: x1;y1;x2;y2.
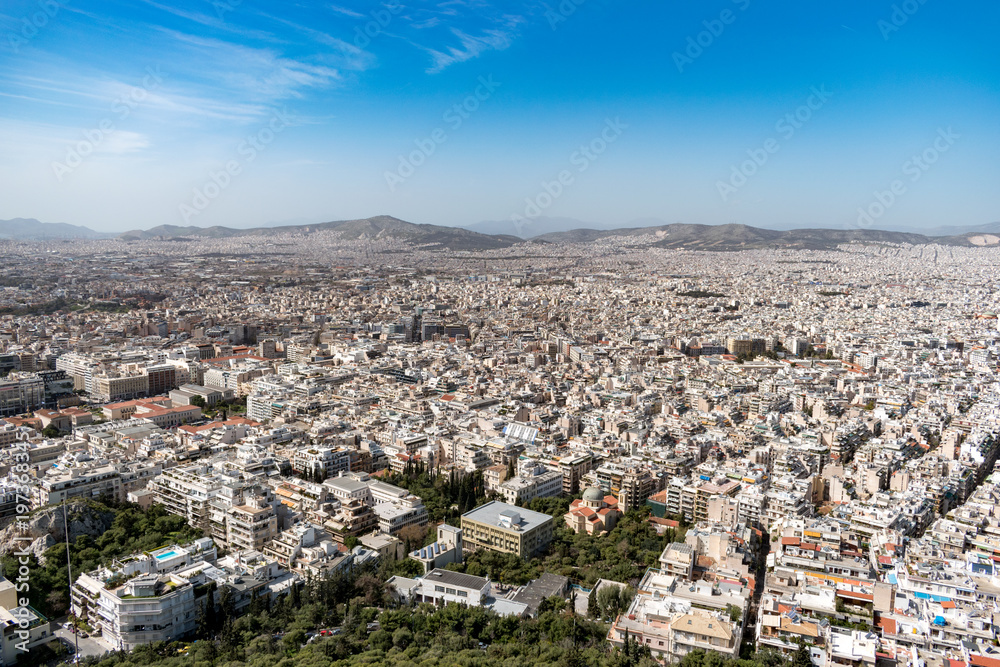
434;585;444;592
458;591;468;597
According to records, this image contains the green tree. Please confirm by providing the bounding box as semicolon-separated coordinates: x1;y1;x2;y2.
793;641;813;667
587;590;599;619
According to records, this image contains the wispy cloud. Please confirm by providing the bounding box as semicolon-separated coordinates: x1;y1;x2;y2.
157;30;341;101
136;0;278;41
248;11;376;72
422;26;514;73
328;5;366;19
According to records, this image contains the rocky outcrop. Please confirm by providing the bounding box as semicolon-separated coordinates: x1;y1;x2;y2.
0;501;115;564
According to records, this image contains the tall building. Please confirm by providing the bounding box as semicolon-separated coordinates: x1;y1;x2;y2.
145;364;178;395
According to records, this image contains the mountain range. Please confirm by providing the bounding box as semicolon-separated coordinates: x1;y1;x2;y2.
0;218;113;240
2;216;999;251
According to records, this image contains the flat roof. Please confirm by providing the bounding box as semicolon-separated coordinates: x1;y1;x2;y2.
462;500;553;532
325;477;369;493
423;568;489;591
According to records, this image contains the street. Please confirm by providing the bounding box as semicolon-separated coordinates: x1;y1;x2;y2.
52;620;114;661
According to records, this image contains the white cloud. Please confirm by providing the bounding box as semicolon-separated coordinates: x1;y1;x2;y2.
423;26;513;73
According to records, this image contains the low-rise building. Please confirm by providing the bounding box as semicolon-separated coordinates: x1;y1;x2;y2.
461;501;553;559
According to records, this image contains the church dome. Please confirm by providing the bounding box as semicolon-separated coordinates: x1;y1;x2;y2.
582;487;604;503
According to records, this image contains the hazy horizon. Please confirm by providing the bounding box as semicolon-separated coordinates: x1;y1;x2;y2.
1;1;998;233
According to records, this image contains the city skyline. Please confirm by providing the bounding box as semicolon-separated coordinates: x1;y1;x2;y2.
1;0;998;232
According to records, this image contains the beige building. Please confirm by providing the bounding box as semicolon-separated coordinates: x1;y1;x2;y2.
461;501;553;559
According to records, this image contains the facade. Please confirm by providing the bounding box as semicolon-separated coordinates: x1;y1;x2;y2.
33;463;122;506
92;374;150;403
70;539;218;651
373;496;428;535
461;501;553;559
0;374;45;417
389;568;491;607
498;465;562;506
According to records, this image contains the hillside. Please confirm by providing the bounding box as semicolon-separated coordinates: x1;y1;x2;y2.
0;218;110;240
531;222;996;250
10;214;998;251
118;215;522;250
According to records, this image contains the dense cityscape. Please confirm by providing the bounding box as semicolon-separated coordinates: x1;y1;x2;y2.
1;229;999;667
3;0;998;666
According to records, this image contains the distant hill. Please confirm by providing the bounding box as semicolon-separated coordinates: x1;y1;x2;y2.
0;218;110;240
530;222;997;250
463;216;674;239
921;221;1000;237
463;216;612;239
118;215;522;250
12;214;1000;251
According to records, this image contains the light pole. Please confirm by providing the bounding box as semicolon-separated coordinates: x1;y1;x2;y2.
63;501;80;661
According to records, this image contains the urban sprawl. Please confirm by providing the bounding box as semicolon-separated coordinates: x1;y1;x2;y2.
2;231;1000;667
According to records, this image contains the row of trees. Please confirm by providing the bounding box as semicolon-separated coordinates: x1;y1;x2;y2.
386;465;489;523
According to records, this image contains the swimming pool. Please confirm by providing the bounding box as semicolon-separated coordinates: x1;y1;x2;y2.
155;551;178;560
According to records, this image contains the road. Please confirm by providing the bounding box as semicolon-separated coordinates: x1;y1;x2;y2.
52;621;114;660
739;523;770;659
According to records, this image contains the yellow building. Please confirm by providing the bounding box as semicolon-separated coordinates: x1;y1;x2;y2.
461;501;553;559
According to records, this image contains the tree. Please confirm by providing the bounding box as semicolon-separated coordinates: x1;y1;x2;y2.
190;395;206;409
587;590;599;619
398;523;428;553
42;425;61;439
793;641;813;667
197;584;217;637
597;585;624;620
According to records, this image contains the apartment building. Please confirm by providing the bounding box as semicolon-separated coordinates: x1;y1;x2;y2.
33;463;122;506
498;465;562;506
226;495;279;552
70;539;217;651
607;570;745;663
373;496;428;535
92;373;149;403
148;464;222;528
323;498;378;543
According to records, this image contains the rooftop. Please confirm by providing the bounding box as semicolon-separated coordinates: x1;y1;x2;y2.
462;500;553;532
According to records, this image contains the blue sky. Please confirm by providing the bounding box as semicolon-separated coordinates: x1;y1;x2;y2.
0;0;998;233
